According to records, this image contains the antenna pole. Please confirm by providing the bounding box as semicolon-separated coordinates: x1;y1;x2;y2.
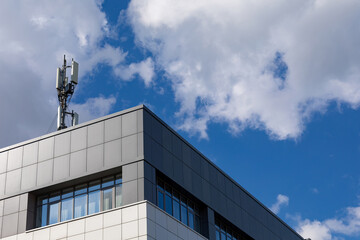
56;55;79;130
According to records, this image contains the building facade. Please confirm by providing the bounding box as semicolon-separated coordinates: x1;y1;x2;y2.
0;105;304;240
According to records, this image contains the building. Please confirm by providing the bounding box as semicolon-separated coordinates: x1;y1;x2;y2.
0;105;304;240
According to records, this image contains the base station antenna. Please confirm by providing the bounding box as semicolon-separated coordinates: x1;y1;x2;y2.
56;55;79;130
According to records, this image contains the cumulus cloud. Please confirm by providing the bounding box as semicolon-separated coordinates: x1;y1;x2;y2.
0;0;153;148
127;0;360;139
297;206;360;240
270;194;289;214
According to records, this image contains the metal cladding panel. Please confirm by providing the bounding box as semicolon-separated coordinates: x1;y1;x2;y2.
142;107;304;240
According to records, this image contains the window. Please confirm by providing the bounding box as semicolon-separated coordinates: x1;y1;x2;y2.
157;177;201;233
215;215;253;240
36;173;122;227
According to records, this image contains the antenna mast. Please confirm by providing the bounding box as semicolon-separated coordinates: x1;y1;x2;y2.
56;55;79;130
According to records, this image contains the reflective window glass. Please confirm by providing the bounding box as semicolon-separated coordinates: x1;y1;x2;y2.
62;188;73;199
75;184;87;195
88;190;100;214
188;211;194;229
165;194;172;215
49;202;59;225
103;188;113;211
173;200;180;220
115;184;122;207
102;176;114;188
89;180;100;192
158;191;164;210
49;192;60;203
181;204;188;225
74;194;87;218
61;198;73;221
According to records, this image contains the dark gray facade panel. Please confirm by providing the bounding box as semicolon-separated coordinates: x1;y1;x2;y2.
142;107;303;240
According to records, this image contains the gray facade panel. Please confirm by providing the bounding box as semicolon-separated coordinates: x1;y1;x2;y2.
86;144;104;172
23;142;38;167
7;147;23;171
105;115;122;142
17;210;27;233
122;180;138;205
36;159;53;187
87;122;104;148
5;169;21;195
21;164;37;191
4;196;19;215
104;139;122;168
70;127;87;152
38;137;54;162
1;212;18;238
54;132;71;158
53;154;70;181
123;162;138;183
121;134;137;163
122;110;137;137
0;152;7;174
0;174;5;197
70;149;86;177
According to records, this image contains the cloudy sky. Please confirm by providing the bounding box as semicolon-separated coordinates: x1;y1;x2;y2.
1;0;360;239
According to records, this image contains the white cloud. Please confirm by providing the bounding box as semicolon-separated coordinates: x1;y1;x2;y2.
0;0;153;148
71;96;117;124
296;206;360;240
127;0;360;139
270;194;289;214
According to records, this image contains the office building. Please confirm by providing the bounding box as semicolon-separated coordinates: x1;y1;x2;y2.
0;105;304;240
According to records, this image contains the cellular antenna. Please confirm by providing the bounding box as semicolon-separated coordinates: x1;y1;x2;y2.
56;55;79;130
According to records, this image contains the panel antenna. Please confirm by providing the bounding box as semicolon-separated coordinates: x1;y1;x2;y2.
56;55;79;130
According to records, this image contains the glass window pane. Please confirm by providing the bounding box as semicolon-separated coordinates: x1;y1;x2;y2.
88;190;100;214
188;211;194;229
188;201;194;212
36;205;48;227
221;230;226;240
115;173;122;184
165;194;172;215
74;194;87;218
49;202;59;225
194;215;201;232
173;191;179;201
165;184;171;195
62;188;73;199
173;200;180;220
61;198;73;221
158;191;164;210
89;180;100;192
216;230;221;240
49;192;60;202
102;176;114;188
181;204;188;225
75;184;87;195
115;184;122;207
103;188;113;211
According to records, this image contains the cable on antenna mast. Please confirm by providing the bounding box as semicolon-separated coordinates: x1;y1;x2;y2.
56;55;79;130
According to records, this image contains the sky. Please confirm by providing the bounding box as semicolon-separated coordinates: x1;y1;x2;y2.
0;0;360;239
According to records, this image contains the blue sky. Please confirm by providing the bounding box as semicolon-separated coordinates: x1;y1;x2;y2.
1;0;360;239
